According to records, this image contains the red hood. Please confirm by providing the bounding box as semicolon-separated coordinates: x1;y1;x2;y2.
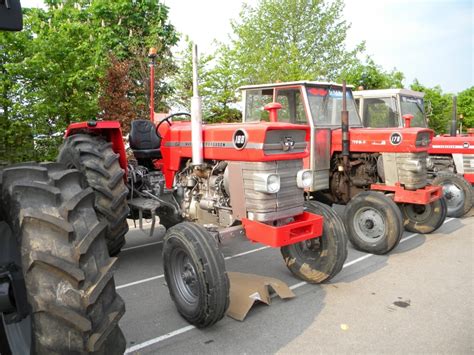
331;127;433;154
429;135;474;154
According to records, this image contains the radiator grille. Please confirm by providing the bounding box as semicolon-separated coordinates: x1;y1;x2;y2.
241;160;304;221
396;152;428;190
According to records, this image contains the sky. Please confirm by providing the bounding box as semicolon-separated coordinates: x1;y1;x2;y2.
21;0;473;94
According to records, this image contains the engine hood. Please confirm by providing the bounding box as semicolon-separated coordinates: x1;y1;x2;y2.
331;127;433;153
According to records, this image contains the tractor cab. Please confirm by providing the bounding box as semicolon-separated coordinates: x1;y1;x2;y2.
353;89;427;128
241;81;363;128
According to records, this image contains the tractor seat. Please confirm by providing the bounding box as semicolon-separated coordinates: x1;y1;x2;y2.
129;120;162;160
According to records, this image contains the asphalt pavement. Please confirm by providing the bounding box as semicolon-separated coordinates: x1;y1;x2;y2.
116;212;474;354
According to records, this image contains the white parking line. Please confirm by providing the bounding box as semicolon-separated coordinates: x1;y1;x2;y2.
122;241;163;252
124;217;455;353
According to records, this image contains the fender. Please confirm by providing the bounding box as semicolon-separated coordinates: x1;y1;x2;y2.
65;121;128;172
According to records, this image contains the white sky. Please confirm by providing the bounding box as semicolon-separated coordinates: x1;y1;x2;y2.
20;0;474;93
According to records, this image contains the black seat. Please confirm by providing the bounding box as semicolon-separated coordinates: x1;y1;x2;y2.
129;120;162;160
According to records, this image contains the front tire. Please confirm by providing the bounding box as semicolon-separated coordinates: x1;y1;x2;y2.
163;222;229;328
58;134;129;256
281;201;348;283
399;198;447;234
432;172;472;217
0;163;125;354
344;191;404;254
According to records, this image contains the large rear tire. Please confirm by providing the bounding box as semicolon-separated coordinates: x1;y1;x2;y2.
163;222;229;328
0;163;125;354
399;198;447;234
58;134;129;256
281;201;348;283
344;191;404;254
432;172;472;218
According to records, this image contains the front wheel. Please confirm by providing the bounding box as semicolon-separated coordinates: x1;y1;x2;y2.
163;222;229;328
399;198;447;234
281;201;348;283
344;191;404;254
432;173;472;217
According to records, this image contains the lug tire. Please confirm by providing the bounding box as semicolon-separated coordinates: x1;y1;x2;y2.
58;134;129;256
399;198;447;234
163;222;229;328
0;163;125;354
432;172;472;218
281;201;348;283
344;191;404;254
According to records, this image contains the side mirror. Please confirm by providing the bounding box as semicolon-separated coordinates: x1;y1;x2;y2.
0;0;23;31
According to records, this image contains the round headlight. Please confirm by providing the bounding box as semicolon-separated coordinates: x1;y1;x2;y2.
267;174;280;193
301;170;313;188
297;169;313;189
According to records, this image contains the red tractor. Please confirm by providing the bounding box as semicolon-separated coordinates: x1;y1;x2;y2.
58;46;348;328
239;81;447;255
353;88;473;217
1;2;125;353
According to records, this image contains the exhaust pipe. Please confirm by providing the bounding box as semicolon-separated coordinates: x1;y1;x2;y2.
450;96;457;137
191;43;203;165
341;81;351;201
341;81;350;167
148;47;157;122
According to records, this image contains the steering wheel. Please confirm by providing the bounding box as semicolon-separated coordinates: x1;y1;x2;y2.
156;112;191;138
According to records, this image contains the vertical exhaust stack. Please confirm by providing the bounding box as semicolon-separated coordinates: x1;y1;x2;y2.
450;96;457;137
341;81;350;169
191;43;203;165
148;47;157;122
341;81;351;201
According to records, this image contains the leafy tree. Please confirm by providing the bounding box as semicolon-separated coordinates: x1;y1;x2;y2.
339;56;404;90
226;0;364;84
410;79;452;134
98;55;135;134
205;45;242;122
169;38;213;113
457;86;474;129
0;0;178;162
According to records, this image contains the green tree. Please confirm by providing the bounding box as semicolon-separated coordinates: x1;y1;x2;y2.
339;56;404;90
169;38;213;113
227;0;363;84
457;86;474;129
410;79;452;134
206;45;242;122
0;0;178;161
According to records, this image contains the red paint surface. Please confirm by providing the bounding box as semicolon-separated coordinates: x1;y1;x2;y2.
370;183;442;205
242;212;323;247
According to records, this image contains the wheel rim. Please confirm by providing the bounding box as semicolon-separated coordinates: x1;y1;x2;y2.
441;182;464;212
353;207;386;243
294;237;324;261
2;314;31;354
404;203;432;222
169;248;199;307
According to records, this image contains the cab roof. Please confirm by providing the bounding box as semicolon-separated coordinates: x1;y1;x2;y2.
239;81;355;91
353;88;425;98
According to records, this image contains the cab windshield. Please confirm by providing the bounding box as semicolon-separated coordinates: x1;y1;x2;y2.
361;97;399;128
400;95;426;127
306;87;362;127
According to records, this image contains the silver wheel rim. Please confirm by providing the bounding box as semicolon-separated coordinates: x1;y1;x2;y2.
404;203;432;222
353;207;386;243
2;313;31;354
441;182;465;212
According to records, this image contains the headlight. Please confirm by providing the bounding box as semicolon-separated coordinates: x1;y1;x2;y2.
426;156;434;170
297;169;313;189
254;173;280;193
